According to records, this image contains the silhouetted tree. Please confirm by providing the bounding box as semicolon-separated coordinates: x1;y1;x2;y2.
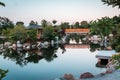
74;22;79;28
101;0;120;8
52;20;57;27
41;19;47;28
16;21;24;26
0;2;5;7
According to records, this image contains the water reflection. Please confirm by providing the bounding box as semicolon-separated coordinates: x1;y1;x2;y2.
89;42;105;52
0;43;107;80
0;44;65;67
0;42;106;67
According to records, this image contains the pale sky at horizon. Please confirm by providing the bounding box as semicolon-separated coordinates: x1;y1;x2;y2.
0;0;120;25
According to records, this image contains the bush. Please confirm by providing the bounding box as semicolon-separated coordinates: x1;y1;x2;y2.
112;54;120;69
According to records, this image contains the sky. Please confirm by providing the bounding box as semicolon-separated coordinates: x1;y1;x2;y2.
0;0;120;25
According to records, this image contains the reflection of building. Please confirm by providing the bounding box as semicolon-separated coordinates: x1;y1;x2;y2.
65;29;90;35
65;44;89;48
65;29;90;44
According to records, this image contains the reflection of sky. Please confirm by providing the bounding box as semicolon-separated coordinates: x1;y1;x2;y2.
0;0;120;25
0;49;106;80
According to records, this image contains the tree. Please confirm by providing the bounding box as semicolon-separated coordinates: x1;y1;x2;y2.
112;15;120;24
16;21;24;26
42;26;56;41
52;20;57;27
90;17;115;40
60;22;70;29
74;22;79;28
0;17;14;34
29;20;36;25
0;2;5;7
111;18;120;52
101;0;120;8
10;25;28;42
80;21;89;28
26;29;37;41
41;19;47;28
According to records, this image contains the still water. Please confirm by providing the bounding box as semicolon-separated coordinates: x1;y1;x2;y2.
0;48;106;80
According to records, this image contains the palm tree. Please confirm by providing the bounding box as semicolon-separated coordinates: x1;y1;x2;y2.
0;2;5;7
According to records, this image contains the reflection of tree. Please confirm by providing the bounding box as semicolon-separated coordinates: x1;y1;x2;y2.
25;54;43;63
40;46;58;62
2;49;27;67
89;43;103;52
0;44;65;67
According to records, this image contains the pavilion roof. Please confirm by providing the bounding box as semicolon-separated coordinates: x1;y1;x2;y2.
65;29;90;33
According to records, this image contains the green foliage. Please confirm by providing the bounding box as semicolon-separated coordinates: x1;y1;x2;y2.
10;25;28;42
102;0;120;8
74;22;80;28
90;17;115;39
80;21;89;28
26;29;37;41
112;54;120;61
41;19;47;28
2;28;12;38
112;54;120;69
0;17;14;34
42;26;57;41
60;22;70;29
111;23;120;52
0;68;8;80
111;36;120;52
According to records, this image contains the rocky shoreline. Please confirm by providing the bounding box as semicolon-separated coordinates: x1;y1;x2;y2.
59;59;120;80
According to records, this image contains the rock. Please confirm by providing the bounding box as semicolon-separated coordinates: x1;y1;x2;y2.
100;72;106;76
106;69;113;74
80;72;94;79
106;61;116;74
63;74;74;80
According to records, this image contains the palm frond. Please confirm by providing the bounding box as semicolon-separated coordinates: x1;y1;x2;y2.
0;2;5;7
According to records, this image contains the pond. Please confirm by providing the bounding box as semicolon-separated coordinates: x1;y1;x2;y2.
0;46;106;80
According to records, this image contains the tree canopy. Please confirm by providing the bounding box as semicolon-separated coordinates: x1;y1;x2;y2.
0;2;5;7
101;0;120;8
90;17;115;39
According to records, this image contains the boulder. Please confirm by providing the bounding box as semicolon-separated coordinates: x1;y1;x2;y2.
63;74;74;80
80;72;94;79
